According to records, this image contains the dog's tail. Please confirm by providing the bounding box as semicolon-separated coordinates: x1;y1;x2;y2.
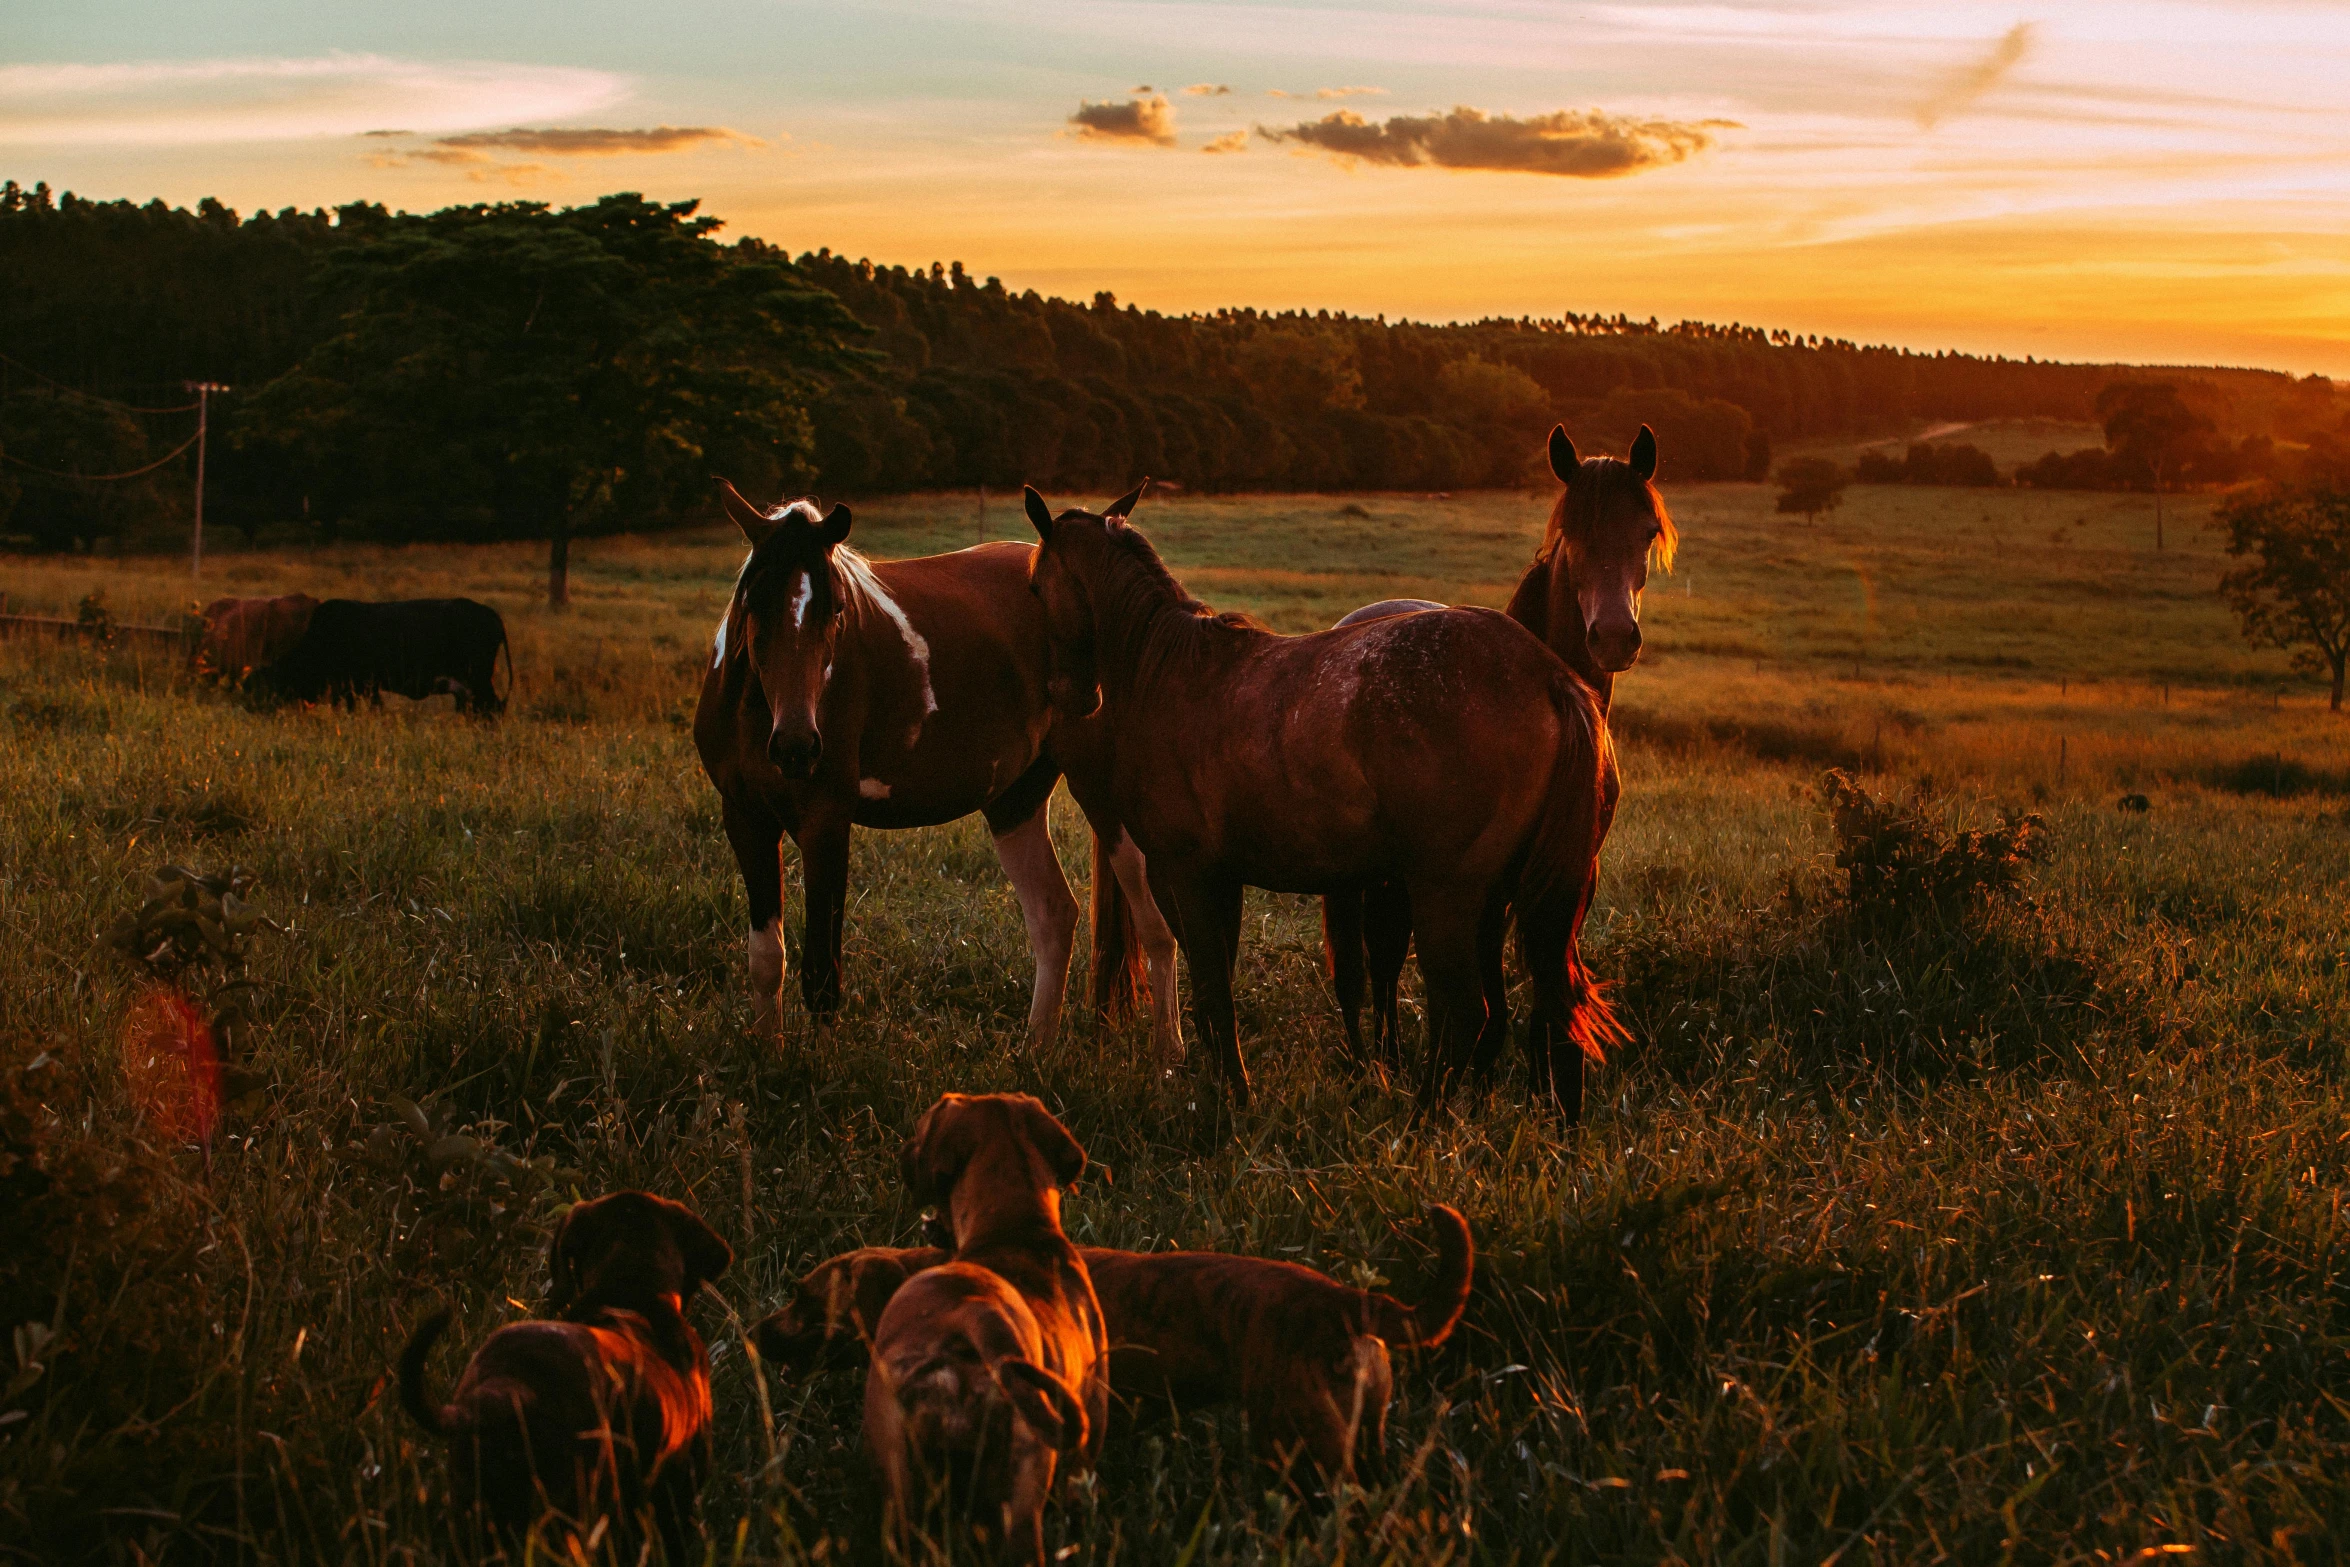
398;1307;461;1436
1090;828;1145;1022
1366;1205;1474;1350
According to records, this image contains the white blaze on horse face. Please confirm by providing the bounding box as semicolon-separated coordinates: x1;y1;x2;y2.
788;571;812;629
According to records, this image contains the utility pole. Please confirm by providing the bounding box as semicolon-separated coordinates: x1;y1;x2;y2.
184;381;230;577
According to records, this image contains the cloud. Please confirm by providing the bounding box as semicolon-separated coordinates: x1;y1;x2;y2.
1068;94;1176;146
1916;23;2037;129
1258;105;1736;177
1183;83;1231;97
365;123;758;179
433;125;757;155
1202;131;1249;154
1315;86;1386;100
0;54;627;146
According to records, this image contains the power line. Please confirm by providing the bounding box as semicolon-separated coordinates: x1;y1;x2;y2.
0;350;203;414
0;429;202;481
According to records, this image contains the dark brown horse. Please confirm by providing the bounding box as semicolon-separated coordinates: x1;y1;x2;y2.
1323;423;1674;1093
1026;483;1619;1114
695;485;1098;1047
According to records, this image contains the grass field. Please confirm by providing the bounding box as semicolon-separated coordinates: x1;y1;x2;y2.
4;480;2349;1564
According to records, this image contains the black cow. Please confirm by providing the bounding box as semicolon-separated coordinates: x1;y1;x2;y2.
267;598;511;716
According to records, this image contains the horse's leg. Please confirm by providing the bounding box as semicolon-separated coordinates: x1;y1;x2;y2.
1469;892;1512;1081
987;797;1079;1052
1362;882;1413;1064
1322;893;1371;1067
1406;882;1489;1111
1158;865;1248;1107
795;809;851;1021
721;799;787;1035
1107;832;1184;1070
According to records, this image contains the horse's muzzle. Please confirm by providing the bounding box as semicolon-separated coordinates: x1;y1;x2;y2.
1590;623;1643;672
768;728;823;778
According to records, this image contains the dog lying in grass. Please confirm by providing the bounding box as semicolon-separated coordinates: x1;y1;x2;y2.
757;1204;1473;1487
864;1093;1108;1563
398;1190;733;1561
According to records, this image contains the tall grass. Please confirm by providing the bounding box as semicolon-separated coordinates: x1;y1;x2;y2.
4;484;2348;1563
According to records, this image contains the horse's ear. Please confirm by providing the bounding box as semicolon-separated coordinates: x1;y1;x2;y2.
817;503;853;549
1547;426;1578;484
1102;479;1149;520
1628;425;1658;481
1023;486;1055;539
717;478;778;547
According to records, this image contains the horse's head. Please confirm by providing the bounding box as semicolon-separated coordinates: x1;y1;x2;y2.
1545;423;1676;673
1022;480;1147;718
717;480;855;779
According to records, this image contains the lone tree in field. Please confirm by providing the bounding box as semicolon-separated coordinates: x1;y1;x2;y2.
1775;456;1848;523
2098;380;2212;551
2212;482;2350;712
246;194;868;607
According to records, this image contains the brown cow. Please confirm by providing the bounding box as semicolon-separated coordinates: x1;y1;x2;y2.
194;594;318;685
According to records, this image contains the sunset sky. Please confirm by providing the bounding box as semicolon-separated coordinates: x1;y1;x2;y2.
8;1;2350;376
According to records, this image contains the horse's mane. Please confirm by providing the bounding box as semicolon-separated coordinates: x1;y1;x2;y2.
1547;458;1677;571
1101;520;1266;633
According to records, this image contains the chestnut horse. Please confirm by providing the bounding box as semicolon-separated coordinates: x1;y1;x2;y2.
696;485;1099;1048
1025;483;1619;1114
1322;424;1673;1099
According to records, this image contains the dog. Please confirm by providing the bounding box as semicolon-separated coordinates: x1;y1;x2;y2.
863;1093;1107;1563
762;1204;1473;1487
398;1190;733;1560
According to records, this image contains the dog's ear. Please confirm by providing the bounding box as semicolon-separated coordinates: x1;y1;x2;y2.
660;1200;733;1295
997;1359;1089;1454
900;1095;973;1210
544;1197;600;1311
1016;1096;1087;1188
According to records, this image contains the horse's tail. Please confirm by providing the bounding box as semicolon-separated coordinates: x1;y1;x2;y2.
1513;671;1627;1064
398;1307;463;1437
1090;829;1146;1022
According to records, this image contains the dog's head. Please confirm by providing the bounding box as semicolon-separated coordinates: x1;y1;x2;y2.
752;1247;944;1377
898;1093;1087;1224
546;1190;733;1317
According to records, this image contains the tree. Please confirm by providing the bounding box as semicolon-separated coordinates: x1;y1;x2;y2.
2212;483;2350;711
2098;381;2213;550
1775;456;1848;523
244;194;869;607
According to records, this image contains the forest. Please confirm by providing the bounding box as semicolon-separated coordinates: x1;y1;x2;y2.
3;180;2345;554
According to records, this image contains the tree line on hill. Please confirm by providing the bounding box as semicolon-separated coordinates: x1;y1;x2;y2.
4;180;2347;577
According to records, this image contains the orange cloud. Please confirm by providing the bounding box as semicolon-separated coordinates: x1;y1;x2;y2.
1259;106;1735;177
1917;24;2037;129
1069;94;1176;146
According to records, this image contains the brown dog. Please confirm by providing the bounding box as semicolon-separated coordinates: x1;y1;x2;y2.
761;1204;1472;1487
399;1191;733;1561
863;1094;1107;1563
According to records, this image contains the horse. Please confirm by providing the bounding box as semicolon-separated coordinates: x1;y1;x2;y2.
696;483;1105;1049
1025;482;1619;1116
1321;423;1673;1097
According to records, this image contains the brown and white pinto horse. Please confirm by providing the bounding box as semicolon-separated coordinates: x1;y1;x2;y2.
1026;483;1619;1115
695;485;1088;1047
1323;423;1674;1098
